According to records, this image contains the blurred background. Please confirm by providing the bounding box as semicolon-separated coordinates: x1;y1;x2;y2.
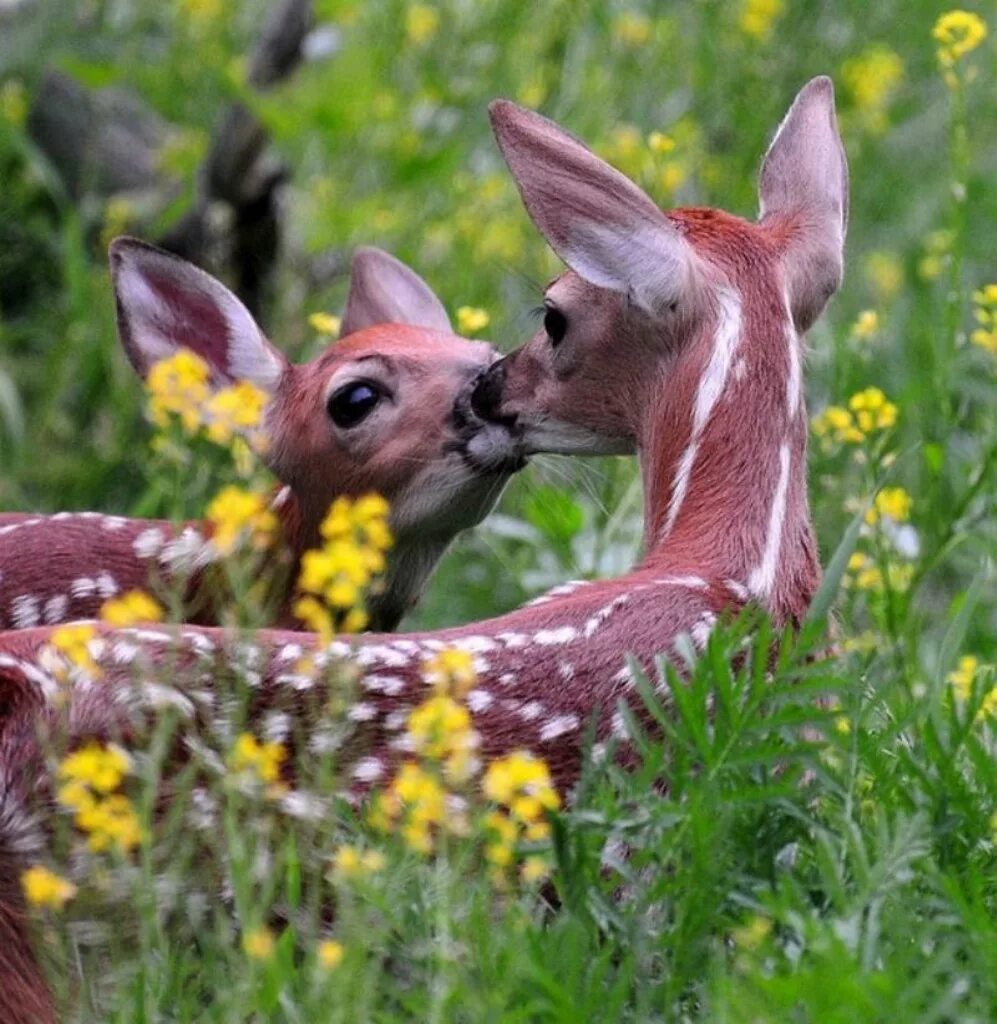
0;0;992;647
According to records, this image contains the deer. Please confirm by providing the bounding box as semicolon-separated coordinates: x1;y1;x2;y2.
0;78;846;1023
0;239;523;635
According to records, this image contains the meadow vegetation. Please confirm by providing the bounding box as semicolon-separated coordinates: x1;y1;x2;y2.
0;1;994;1020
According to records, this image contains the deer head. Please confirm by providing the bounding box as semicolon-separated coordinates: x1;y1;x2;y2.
110;239;522;626
474;77;846;455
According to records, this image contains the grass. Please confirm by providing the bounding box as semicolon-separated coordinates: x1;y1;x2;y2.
1;0;994;1020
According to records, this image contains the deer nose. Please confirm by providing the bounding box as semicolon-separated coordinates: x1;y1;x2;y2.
469;359;507;422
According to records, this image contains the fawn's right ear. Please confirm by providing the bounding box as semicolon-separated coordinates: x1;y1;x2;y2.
109;237;288;392
489;100;694;316
340;246;452;336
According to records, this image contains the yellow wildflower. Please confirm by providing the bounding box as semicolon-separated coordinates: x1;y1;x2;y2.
731;915;773;950
146;349;211;434
483;751;560;813
0;79;27;128
206;485;278;555
76;793;143;853
933;10;988;67
21;866;76;910
612;11;652;46
848;387;898;433
204;381;269;448
423;648;476;696
308;312;341;336
330;844;386;880
842;46;903;130
317;939;345;969
846;552;913;594
739;0;783;40
49;623;101;678
864;251;903;302
852;310;879;340
865;486;912;526
292;595;334;643
521;856;550;884
59;742;130;795
456;306;490;335
971;284;997;354
230;733;286;785
918;230;953;281
100;590;164;627
405;4;438;45
242;926;275;960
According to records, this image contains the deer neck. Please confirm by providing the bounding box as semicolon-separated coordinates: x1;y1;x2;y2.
638;280;819;623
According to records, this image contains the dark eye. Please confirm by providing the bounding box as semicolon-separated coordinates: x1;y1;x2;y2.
544;306;567;347
327;381;381;428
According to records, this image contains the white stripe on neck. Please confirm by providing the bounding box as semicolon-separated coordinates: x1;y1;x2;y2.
661;287;743;539
783;292;802;420
748;442;791;599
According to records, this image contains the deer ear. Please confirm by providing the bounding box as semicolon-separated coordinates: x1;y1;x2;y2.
340;247;452;336
109;237;287;392
489;100;693;315
758;77;849;331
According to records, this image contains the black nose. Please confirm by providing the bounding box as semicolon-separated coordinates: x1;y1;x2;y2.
470;359;507;421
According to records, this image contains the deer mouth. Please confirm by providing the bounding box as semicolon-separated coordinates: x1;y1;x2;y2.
452;374;528;474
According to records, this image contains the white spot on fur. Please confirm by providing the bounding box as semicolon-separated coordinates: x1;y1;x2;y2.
101;516;129;532
163;527;215;573
467;688;494;713
558;661;575;682
356;644;410;669
70;576;97;599
499;672;516;686
347;701;378;722
43;594;69;624
133;527;165;559
725;579;749;600
583;593;630;638
518;700;544;721
364;674;405;696
655;574;708;590
497;632;529;649
748;442;791;599
96;571;118;598
353;757;385;782
458;635;497;654
539;713;580;741
611;709;629;739
277;643;303;663
385;709;408;732
10;594;40;628
691;612;717;650
662;287;743;539
533;626;578;646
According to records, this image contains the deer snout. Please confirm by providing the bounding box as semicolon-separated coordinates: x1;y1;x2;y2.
469;358;508;423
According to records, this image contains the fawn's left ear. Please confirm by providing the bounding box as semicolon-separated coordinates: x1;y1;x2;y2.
758;76;849;331
109;237;288;392
340;247;452;336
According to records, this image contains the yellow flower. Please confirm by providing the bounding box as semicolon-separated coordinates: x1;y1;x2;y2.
405;4;439;45
21;866;76;910
521;856;551;884
330;844;385;880
612;11;652;46
146;349;211;434
842;46;903;128
659;160;688;195
731;915;772;950
456;306;490;335
848;387;898;433
100;590;164;627
242;926;275;960
49;623;101;678
483;751;560;814
0;79;27;128
423;648;476;696
739;0;783;40
864;486;912;526
308;312;342;336
59;742;130;795
76;793;143;853
932;10;988;67
971;283;997;354
293;595;334;643
230;733;286;785
317;939;345;969
864;251;904;302
206;485;278;556
852;310;879;340
204;381;269;448
648;131;676;155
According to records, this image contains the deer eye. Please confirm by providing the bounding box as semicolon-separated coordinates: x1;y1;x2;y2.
327;381;381;428
544;307;567;347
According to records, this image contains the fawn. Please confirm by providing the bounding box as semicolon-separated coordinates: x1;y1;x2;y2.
0;78;846;1023
0;239;521;634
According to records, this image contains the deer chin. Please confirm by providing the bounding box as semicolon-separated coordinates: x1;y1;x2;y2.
516;416;635;457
